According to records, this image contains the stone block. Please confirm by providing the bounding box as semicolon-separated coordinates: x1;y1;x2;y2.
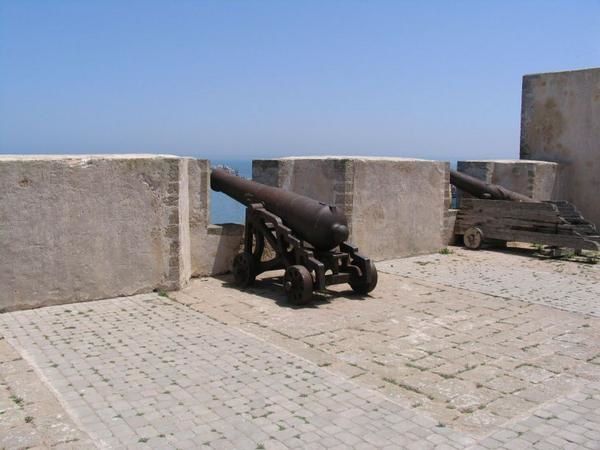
444;209;459;245
0;155;202;311
195;224;244;276
520;68;600;226
253;156;450;260
187;159;210;277
456;160;559;201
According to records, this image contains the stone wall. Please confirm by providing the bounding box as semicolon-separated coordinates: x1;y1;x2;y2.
456;160;559;202
0;155;237;311
187;159;211;276
196;224;245;276
521;68;600;226
253;157;450;260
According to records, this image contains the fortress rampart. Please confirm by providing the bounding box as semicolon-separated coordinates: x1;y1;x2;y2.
1;67;598;311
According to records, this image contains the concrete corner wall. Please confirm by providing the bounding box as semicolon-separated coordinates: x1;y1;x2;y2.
253;157;449;260
520;68;600;226
457;160;559;201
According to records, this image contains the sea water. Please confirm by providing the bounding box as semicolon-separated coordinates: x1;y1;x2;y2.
208;159;252;224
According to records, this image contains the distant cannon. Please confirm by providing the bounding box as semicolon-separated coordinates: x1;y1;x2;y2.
450;169;600;252
211;168;377;304
449;170;535;203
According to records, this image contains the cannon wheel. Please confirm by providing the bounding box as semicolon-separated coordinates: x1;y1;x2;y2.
284;265;313;305
464;227;484;250
349;260;378;295
232;252;256;287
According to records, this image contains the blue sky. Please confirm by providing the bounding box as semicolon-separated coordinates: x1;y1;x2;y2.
1;1;599;161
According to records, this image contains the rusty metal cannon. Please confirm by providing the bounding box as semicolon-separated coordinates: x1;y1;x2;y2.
450;169;600;252
211;168;377;304
450;170;535;203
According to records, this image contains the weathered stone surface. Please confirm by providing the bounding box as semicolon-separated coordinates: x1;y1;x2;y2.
0;155;194;311
176;246;600;436
196;224;244;275
0;155;241;311
0;294;469;449
457;159;559;201
0;335;94;448
1;248;599;448
521;68;600;226
0;155;249;310
253;156;450;259
187;159;211;277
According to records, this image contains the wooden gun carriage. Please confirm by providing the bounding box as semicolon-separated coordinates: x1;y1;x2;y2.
211;168;377;305
451;170;600;252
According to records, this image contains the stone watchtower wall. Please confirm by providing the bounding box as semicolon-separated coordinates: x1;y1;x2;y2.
520;68;600;226
253;157;451;260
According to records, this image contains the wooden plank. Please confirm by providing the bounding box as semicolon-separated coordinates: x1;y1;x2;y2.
557;223;598;233
473;226;600;250
456;217;560;231
457;217;598;234
455;217;600;241
457;209;562;224
460;198;559;211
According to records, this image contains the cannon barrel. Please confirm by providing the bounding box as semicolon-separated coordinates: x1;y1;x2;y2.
450;170;537;203
211;168;349;250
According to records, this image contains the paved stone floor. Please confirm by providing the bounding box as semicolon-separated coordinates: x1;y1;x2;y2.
0;336;93;449
0;247;599;449
377;248;600;317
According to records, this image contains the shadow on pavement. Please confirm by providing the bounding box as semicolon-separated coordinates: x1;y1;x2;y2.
213;273;372;309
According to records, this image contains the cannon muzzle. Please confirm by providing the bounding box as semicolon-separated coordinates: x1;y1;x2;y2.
211;168;349;250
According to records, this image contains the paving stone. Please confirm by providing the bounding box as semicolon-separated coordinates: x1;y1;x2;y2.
0;295;470;448
1;248;599;448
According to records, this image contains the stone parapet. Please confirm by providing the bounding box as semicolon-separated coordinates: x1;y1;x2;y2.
0;155;230;311
253;156;450;260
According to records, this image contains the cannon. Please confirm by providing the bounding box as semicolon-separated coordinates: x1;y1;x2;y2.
450;169;600;252
211;168;377;304
450;170;535;203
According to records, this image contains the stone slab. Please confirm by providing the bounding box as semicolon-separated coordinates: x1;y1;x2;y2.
0;155;249;311
0;155;193;311
0;155;248;311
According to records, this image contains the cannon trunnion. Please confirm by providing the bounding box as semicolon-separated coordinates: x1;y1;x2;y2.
211;169;377;305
